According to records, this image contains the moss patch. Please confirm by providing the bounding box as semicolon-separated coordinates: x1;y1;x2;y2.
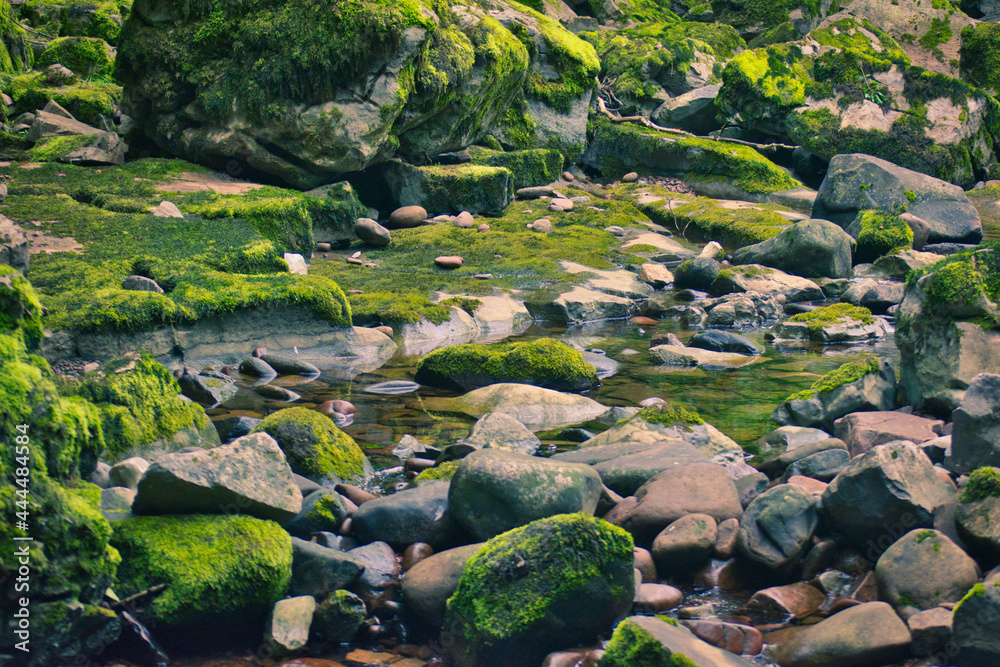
960;23;1000;95
598;620;696;667
1;71;120;126
251;407;366;481
38;36;116;81
910;242;1000;324
415;338;598;392
110;514;292;628
852;209;914;262
787;303;874;332
627;402;704;427
959;467;1000;503
467;145;563;190
412;460;460;485
785;356;881;401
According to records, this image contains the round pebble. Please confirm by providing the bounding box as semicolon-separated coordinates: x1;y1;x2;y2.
633;583;684;612
315;242;332;251
434;255;463;269
622;172;640;183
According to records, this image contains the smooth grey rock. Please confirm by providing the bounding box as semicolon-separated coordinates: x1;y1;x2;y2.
109;457;149;490
688;330;762;356
352;482;462;550
264;595;315;653
289;537;365;597
875;529;980;611
459;411;541;455
355;217;391;246
552;439;709;496
401;543;482;626
738;484;819;571
732;219;855;279
950;373;1000;472
0;215;29;274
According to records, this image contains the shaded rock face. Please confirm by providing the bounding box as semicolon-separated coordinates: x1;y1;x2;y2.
772;602;911;667
117;0;596;188
950;373;1000;472
731;219;855;279
813;154;983;244
952;582;1000;667
0;215;29;275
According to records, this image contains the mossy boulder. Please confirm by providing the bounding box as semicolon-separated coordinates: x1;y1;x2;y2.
305;181;368;246
952;581;1000;667
712;0;822;42
415;337;598;392
37;36;115;80
467;145;563;190
731;218;855;279
772;357;897;430
960;22;1000;96
634;195;792;248
845;210;914;264
954;467;1000;562
580;20;744;116
443;513;635;667
383;162;514;216
0;0;34;74
582;117;799;197
18;0;127;44
110;514;292;629
774;302;890;343
600;615;757;666
875;528;980;611
3;72;120;127
251;407;367;483
895;243;1000;415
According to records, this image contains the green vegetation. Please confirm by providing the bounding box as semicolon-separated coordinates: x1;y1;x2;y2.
71;354;213;459
599;620;673;667
0;159;352;334
910;243;1000;323
29;135;94;162
590;118;799;195
19;0;129;44
959;467;1000;503
918;17;952;62
251;407;366;481
1;72;121;126
389;163;513;216
110;515;292;628
785;356;881;401
412;460;461;485
0;0;33;74
628;401;704;426
960;23;1000;95
467;146;563;189
629;192;792;247
37;36;116;80
445;513;634;661
711;0;823;40
787;303;875;332
852;209;914;262
415;338;599;392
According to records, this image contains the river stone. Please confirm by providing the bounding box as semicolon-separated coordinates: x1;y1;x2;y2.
875;529;980;611
648;344;756;369
265;595;315;653
122;275;164;293
674;257;722;291
651;513;718;572
459;412;541;456
312;590;366;643
239;356;276;378
952;580;1000;666
834;411;943;458
651;84;722;133
688;330;762;356
638;262;673;288
731;219;855;279
614;462;743;545
747;583;826;625
840;279;904;314
953;468;1000;561
101;487;136;514
448;449;602;541
756;425;832;461
365;380;421;395
907;606;953;657
401;543;482;626
355;217;391;246
772;360;898;432
348;540;401;611
176;368;237;407
633;583;684;613
600;616;757;667
387;206;427;229
738;484;819;571
259;354;320;376
870;249;942;280
132;432;303;522
783;448;850;482
0;215;29;274
551;439;708;496
351;481;461;550
455;383;609;432
443;514;635;667
812;153;983;244
580;404;744;460
288;537;365;597
524;285;636;324
711;265;825;303
109;457;149;491
254;384;301;402
950;373;1000;472
773;602;911;667
822;441;955;548
284;489;351;538
151;200;183;218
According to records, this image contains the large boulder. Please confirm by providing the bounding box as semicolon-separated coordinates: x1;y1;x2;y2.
953;467;1000;561
442;514;634;667
834;411;944;458
822;441;955;550
414;338;598;392
845;210;915;264
731;219;855;279
737;484;819;572
401;543;483;626
813;154;983;243
952;581;1000;666
452;383;609;431
773;602;911;667
460;411;541;456
131;432;303;522
950;373;1000;472
895;245;1000;416
613;462;743;545
875;529;980;611
599;615;757;667
712;265;825;303
110;515;292;629
447;449;603;541
383;162;514;216
771;358;897;431
251;407;368;483
116;0;597;187
552;439;709;496
351;481;462;550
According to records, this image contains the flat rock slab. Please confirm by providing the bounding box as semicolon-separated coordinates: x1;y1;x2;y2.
834;411;945;457
648;344;758;369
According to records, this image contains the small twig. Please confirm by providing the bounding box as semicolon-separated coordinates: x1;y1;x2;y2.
110;584;167;610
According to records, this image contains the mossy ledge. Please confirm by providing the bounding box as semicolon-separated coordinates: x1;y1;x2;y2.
787;303;874;333
785;356;881;402
414;338;598;392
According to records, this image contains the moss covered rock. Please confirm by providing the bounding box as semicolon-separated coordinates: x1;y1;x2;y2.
772;357;897;430
383;162;514;216
37;36;115;80
731;218;855;279
582;117;799;197
251;407;367;482
845;210;914;264
18;0;128;44
0;0;34;74
3;72;120;127
415;337;598;392
467;145;563;190
443;513;635;667
774;302;889;342
110;514;292;629
961;22;1000;96
600;615;757;666
712;0;822;42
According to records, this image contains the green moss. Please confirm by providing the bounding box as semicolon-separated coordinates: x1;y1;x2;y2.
627;401;704;427
467;145;563;190
788;303;874;332
896;592;921;609
853;209;914;262
412;459;460;485
71;354;211;459
632;194;791;247
785;356;881;401
918;17;952;63
445;513;634;659
184;195;314;253
37;36;115;80
0;0;33;74
1;71;120;126
415;337;598;392
391;163;513;216
960;23;1000;95
110;514;292;628
590;118;798;195
251;407;366;481
29;134;95;162
20;0;128;44
959;467;1000;503
711;0;822;38
598;620;673;667
913;243;1000;323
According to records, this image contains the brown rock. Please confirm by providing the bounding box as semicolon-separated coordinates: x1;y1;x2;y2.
434;255;463;269
402;542;434;572
630;316;659;325
682;620;764;656
715;517;740;559
335;484;377;506
786;475;829;496
374;326;394;337
633;583;683;613
633;547;657;583
747;583;826;625
388;206;428;229
772;602;911;667
833;412;945;457
651;513;718;572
